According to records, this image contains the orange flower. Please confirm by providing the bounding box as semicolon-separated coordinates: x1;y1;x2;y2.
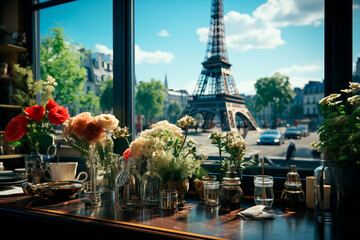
82;119;106;143
122;148;134;161
71;112;92;137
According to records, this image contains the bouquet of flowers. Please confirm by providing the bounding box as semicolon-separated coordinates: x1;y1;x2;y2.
63;112;121;188
209;130;255;171
4;99;69;152
124;116;208;183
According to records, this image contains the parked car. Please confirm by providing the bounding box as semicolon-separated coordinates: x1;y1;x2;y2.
297;125;309;137
257;130;285;145
284;127;302;139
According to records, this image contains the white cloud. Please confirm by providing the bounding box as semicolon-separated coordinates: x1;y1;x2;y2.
237;79;257;95
196;0;324;52
253;0;324;27
157;29;170;37
135;44;175;64
94;43;113;55
288;76;322;89
273;64;322;75
224;11;285;51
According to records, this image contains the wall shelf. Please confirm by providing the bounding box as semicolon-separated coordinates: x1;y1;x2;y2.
0;44;27;53
0;154;27;160
0;104;22;110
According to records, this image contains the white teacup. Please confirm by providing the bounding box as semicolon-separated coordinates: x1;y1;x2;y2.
44;162;88;182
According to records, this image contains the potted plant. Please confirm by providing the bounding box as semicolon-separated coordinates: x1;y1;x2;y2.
312;82;360;218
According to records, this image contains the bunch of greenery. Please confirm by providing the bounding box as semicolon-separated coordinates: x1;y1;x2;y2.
312;82;360;166
12;64;57;107
209;131;257;171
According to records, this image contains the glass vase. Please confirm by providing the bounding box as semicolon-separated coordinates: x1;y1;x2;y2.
141;159;161;207
85;151;101;205
115;157;142;208
24;152;43;184
314;154;337;222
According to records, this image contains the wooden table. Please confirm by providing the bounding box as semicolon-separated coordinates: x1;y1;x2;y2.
0;190;357;239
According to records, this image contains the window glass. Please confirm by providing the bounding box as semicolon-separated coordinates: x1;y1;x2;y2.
354;0;360;83
135;0;324;167
39;0;113;116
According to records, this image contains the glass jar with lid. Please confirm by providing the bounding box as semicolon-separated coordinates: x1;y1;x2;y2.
281;165;305;210
219;165;243;210
254;175;274;209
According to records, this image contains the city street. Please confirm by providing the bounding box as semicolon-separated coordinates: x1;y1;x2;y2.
188;126;319;160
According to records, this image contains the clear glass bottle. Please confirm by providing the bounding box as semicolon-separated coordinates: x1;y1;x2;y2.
219;165;243;210
115;157;142;208
141;159;161;207
254;175;274;209
281;165;305;210
314;153;337;222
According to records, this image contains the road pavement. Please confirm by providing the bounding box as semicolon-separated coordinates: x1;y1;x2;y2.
188;126;319;160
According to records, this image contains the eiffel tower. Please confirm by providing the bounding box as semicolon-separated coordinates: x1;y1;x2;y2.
182;0;260;132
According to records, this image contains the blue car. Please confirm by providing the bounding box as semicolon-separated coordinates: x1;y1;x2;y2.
257;130;285;145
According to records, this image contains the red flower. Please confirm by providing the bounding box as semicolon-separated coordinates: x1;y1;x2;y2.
122;148;134;161
25;105;45;121
46;99;58;111
47;105;70;125
4;115;28;142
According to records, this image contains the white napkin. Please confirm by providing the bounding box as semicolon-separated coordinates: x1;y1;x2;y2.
238;205;275;220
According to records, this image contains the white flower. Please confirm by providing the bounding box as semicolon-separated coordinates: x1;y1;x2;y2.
151;120;183;138
177;115;197;128
95;114;119;131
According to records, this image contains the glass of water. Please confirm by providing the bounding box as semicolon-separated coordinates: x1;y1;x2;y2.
204;181;220;207
254;175;274;209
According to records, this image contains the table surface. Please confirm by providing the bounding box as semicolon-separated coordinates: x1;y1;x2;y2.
0;188;358;240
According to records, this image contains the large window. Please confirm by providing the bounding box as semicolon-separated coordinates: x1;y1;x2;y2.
33;0;358;167
134;0;325;165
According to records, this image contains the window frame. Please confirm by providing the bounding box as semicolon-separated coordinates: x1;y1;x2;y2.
30;0;353;154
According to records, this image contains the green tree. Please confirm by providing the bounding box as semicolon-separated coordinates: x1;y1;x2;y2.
40;25;87;113
81;90;100;115
135;79;166;124
100;78;113;112
254;73;294;124
167;102;182;123
289;105;304;120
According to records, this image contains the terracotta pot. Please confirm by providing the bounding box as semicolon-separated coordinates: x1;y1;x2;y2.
166;179;189;203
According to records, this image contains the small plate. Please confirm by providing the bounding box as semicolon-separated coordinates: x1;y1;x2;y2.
22;181;85;199
0;172;25;186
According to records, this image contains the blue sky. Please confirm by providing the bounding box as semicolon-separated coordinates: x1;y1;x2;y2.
40;0;360;95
